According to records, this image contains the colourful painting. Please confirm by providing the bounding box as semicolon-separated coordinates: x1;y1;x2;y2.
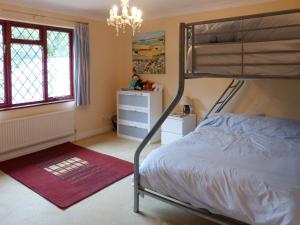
132;31;165;74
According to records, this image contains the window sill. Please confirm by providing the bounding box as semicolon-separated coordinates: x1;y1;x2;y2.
0;99;75;112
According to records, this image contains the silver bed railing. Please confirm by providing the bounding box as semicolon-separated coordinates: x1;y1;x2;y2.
133;22;186;213
133;8;300;225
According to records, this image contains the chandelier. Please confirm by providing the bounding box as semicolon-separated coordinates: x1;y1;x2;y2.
107;0;143;36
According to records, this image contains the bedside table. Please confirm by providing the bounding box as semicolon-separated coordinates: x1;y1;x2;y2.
161;114;196;145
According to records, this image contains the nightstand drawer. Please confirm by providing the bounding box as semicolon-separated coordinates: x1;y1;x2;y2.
162;115;196;135
161;132;182;145
162;118;183;134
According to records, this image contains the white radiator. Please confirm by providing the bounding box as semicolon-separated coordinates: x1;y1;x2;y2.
0;110;75;154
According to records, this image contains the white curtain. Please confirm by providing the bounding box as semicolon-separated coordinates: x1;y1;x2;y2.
74;23;91;106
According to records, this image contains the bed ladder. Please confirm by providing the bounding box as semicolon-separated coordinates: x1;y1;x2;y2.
204;79;245;120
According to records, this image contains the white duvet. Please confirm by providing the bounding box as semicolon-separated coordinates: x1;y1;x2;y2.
140;114;300;225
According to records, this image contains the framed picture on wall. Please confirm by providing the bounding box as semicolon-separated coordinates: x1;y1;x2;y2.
132;31;165;75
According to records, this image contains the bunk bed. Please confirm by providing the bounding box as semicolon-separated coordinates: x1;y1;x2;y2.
133;9;300;225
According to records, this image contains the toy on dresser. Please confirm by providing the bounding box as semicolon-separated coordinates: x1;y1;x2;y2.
129;74;144;90
152;83;163;92
128;74;163;92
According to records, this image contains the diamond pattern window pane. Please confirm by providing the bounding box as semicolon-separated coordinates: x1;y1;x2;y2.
0;25;4;104
12;27;40;41
11;44;43;104
47;31;71;98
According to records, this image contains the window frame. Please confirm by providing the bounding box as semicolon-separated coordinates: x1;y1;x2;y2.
0;19;74;111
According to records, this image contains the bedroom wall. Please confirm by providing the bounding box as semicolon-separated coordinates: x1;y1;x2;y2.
116;0;300;122
0;3;118;138
1;0;299;143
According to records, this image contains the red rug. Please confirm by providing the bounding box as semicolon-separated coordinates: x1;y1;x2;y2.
0;142;133;209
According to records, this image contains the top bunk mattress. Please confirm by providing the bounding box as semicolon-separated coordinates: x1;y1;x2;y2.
191;12;300;44
186;39;300;77
140;113;300;225
186;11;300;78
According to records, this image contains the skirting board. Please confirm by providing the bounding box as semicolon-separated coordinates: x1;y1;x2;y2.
0;126;112;162
75;126;112;141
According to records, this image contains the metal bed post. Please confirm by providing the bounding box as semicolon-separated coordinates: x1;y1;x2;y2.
133;23;187;213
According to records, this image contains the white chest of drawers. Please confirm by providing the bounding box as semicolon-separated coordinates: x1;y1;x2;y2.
117;90;162;143
161;114;196;145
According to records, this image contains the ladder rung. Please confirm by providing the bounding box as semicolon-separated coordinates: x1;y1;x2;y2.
204;80;245;119
227;83;243;91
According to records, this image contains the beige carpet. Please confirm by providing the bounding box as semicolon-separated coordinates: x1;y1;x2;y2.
0;132;216;225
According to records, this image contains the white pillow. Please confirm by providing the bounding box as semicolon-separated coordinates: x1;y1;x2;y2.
196;113;300;139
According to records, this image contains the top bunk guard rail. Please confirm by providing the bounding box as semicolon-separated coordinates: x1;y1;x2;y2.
185;8;300;26
185;9;300;79
186;23;300;36
196;50;300;56
134;8;300;225
186;38;300;47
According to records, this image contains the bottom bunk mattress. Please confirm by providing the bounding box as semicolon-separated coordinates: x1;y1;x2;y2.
139;113;300;225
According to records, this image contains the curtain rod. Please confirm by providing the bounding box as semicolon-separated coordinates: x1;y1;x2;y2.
0;8;89;25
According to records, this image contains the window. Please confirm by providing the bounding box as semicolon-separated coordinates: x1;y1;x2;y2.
0;25;4;104
0;21;73;110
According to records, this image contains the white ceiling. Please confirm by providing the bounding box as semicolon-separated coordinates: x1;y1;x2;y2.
0;0;277;20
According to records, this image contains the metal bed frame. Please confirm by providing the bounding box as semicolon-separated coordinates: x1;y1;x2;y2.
134;9;300;225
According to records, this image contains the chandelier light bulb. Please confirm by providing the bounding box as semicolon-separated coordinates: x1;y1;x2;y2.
137;10;142;19
112;5;118;15
107;0;143;36
123;8;128;17
131;7;137;16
